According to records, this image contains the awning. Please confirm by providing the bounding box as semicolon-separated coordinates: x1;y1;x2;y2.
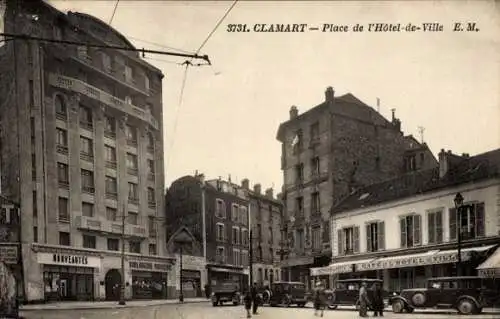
356;251;439;272
431;245;496;265
311;259;376;276
477;247;500;278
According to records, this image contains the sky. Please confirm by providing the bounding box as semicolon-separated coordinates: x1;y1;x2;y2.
48;0;500;192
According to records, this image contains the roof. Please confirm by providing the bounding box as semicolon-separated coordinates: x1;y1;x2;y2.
332;149;500;214
166;225;198;247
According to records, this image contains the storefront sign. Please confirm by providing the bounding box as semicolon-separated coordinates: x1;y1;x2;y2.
209;266;243;274
311;263;352;276
129;261;172;272
182;270;201;278
357;252;466;272
478;268;500;278
281;256;314;267
0;245;18;264
37;252;100;268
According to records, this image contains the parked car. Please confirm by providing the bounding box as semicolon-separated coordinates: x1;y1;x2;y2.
211;282;241;307
390;276;500;315
325;278;389;310
269;281;308;307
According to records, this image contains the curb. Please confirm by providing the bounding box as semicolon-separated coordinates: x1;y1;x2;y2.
20;299;210;311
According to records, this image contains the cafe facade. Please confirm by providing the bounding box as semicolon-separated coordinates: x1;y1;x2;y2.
311;151;500;292
24;243;177;302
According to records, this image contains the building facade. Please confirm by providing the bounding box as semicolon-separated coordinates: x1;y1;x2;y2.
0;0;173;302
240;179;283;286
165;174;250;292
276;87;437;290
312;148;500;292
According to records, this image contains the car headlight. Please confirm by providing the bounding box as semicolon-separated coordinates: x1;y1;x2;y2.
211;292;215;296
392;292;397;296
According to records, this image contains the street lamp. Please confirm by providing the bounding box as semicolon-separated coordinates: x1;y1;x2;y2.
174;232;192;303
454;192;464;276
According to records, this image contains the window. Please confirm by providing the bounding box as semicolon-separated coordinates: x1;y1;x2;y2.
32;191;37;217
294;163;304;183
106;207;117;221
269;226;273;244
147;159;155;179
57;163;69;187
107;238;119;251
82;202;94;217
147;187;156;206
29;80;34;107
77;45;88;60
59;232;70;246
126;153;138;174
296;228;304;252
104;116;116;137
30;117;35;139
128;212;138;225
105;145;116;168
31;153;36;180
148;216;157;237
428;209;443;244
80;136;93;160
79;105;93;129
146;133;154;151
337;226;360;255
56;128;68;153
55;95;66;117
124;96;133;105
128;183;138;203
241;250;248;266
257;246;263;261
311;192;320;214
233;249;240;266
449;202;485;241
83;235;96;249
129;241;141;254
58;197;69;222
292;129;303;154
295;196;304;217
215;199;226;218
102;52;112;72
310;122;319;141
144;76;150;91
241;229;248;246
312;226;321;251
366;221;385;252
216;223;225;242
311;157;320;177
33;227;38;243
322;220;330;243
400;214;422;248
239;206;248;225
232;226;239;245
231;204;239;221
81;169;94;193
105;176;117;198
264;269;268;280
216;246;225;263
124;65;134;83
405;155;417;171
149;243;157;255
125;124;137;143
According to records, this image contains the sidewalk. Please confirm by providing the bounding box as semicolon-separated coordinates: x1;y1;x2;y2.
334;305;500;314
20;297;209;311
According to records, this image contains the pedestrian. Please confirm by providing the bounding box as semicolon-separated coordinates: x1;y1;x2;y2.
243;290;253;318
372;282;384;317
313;281;326;317
358;281;370;317
251;282;260;315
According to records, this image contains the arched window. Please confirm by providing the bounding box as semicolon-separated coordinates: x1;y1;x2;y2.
54;94;66;116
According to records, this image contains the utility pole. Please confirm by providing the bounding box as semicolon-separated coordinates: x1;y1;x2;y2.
119;203;126;305
200;176;207;259
249;229;253;287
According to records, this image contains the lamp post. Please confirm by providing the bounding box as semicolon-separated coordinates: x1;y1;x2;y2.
454;192;464;276
119;204;126;305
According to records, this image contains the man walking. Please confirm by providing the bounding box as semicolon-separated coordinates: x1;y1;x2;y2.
251;282;260;315
372;282;384;317
358;281;370;317
313;281;326;317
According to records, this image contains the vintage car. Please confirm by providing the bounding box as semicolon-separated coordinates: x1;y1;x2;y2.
268;281;308;307
210;282;241;306
390;276;500;315
325;278;388;310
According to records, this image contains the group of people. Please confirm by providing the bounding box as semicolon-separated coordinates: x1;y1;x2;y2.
313;280;385;318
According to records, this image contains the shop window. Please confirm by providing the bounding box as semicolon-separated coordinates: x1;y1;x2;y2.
366;221;385;252
107;238;119;251
337;226;359;255
427;209;443;244
129;241;141;253
449;202;485;241
59;232;70;246
400;214;421;248
83;235;96;249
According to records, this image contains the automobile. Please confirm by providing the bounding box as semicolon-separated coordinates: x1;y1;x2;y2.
324;278;389;310
210;282;241;307
268;281;308;307
390;276;500;315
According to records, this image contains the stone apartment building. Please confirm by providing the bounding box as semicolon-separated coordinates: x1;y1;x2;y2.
276;87;437;290
0;0;173;302
165;175;250;291
240;179;284;286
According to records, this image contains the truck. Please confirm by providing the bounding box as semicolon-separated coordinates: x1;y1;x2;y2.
211;282;241;307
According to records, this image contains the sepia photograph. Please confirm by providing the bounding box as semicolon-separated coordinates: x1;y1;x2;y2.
0;0;499;318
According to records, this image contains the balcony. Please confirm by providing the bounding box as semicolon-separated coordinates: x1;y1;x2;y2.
56;144;68;155
148;201;156;209
58;214;70;223
56;112;67;121
74;215;102;231
80;120;93;131
104;130;116;139
105;161;117;169
49;74;159;130
105;192;117;200
82;186;95;194
75;216;147;238
58;180;69;189
80;152;94;162
127;139;138;147
128;197;139;205
127;168;138;176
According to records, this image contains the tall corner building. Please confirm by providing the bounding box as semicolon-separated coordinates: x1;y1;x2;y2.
276;87;438;290
0;0;176;302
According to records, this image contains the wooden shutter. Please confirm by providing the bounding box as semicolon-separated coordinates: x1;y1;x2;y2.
337;229;344;255
353;226;360;253
377;221;385;250
475;203;485;237
366;224;372;252
428;212;435;244
449;208;457;241
435;211;443;243
414;214;422;246
400;217;407;248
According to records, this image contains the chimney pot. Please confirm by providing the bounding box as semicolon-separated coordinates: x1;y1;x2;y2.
241;178;250;189
253;184;262;194
289;106;299;119
325;86;335;101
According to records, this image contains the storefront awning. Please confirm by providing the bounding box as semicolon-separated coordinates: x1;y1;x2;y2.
311;259;376;276
431;245;496;265
477;247;500;278
356;251;439;272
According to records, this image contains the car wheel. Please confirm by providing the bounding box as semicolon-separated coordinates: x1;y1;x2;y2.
327;304;338;310
392;300;405;313
327;294;337;310
474;307;483;314
405;307;414;313
282;296;291;307
212;301;218;307
457;298;477;315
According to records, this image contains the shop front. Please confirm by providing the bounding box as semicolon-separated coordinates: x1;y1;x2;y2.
281;256;314;290
37;252;101;302
175;254;206;298
128;259;172;300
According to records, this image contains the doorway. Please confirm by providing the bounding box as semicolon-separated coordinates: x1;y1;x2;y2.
105;269;122;301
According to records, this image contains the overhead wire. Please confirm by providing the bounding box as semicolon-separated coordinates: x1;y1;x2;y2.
109;0;120;25
165;0;239;179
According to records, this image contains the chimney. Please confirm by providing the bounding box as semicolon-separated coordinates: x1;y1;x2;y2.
265;188;274;199
462;153;470;158
325;86;335;102
438;149;449;178
289;106;298;119
196;173;205;184
241;178;249;189
391;108;396;121
253;184;261;194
